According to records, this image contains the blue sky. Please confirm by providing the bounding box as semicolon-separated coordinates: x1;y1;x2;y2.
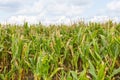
0;0;120;24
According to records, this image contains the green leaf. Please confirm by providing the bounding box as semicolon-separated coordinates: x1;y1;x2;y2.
89;61;97;79
70;71;78;80
97;62;105;80
79;69;89;80
110;67;120;78
50;68;63;78
0;74;4;80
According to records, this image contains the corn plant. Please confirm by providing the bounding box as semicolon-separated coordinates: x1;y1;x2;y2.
0;21;120;80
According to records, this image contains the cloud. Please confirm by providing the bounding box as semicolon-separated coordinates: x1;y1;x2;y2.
16;0;92;15
1;0;93;24
6;16;38;24
0;0;34;12
56;0;92;6
93;0;120;17
6;15;81;25
0;0;33;4
107;0;120;12
89;16;119;22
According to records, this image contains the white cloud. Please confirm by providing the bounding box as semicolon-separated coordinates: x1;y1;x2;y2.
0;0;95;24
5;15;119;25
6;16;38;24
1;0;92;24
93;0;120;18
107;0;120;12
0;0;20;3
0;0;32;4
90;16;119;23
16;0;90;15
0;0;34;12
5;15;81;25
56;0;92;6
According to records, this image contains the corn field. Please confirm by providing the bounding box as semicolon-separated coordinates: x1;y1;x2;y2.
0;21;120;80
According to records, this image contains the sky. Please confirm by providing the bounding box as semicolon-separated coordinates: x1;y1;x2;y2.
0;0;120;24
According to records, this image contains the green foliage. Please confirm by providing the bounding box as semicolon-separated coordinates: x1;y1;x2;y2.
0;21;120;80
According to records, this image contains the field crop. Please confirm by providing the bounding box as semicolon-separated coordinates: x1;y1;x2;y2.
0;21;120;80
